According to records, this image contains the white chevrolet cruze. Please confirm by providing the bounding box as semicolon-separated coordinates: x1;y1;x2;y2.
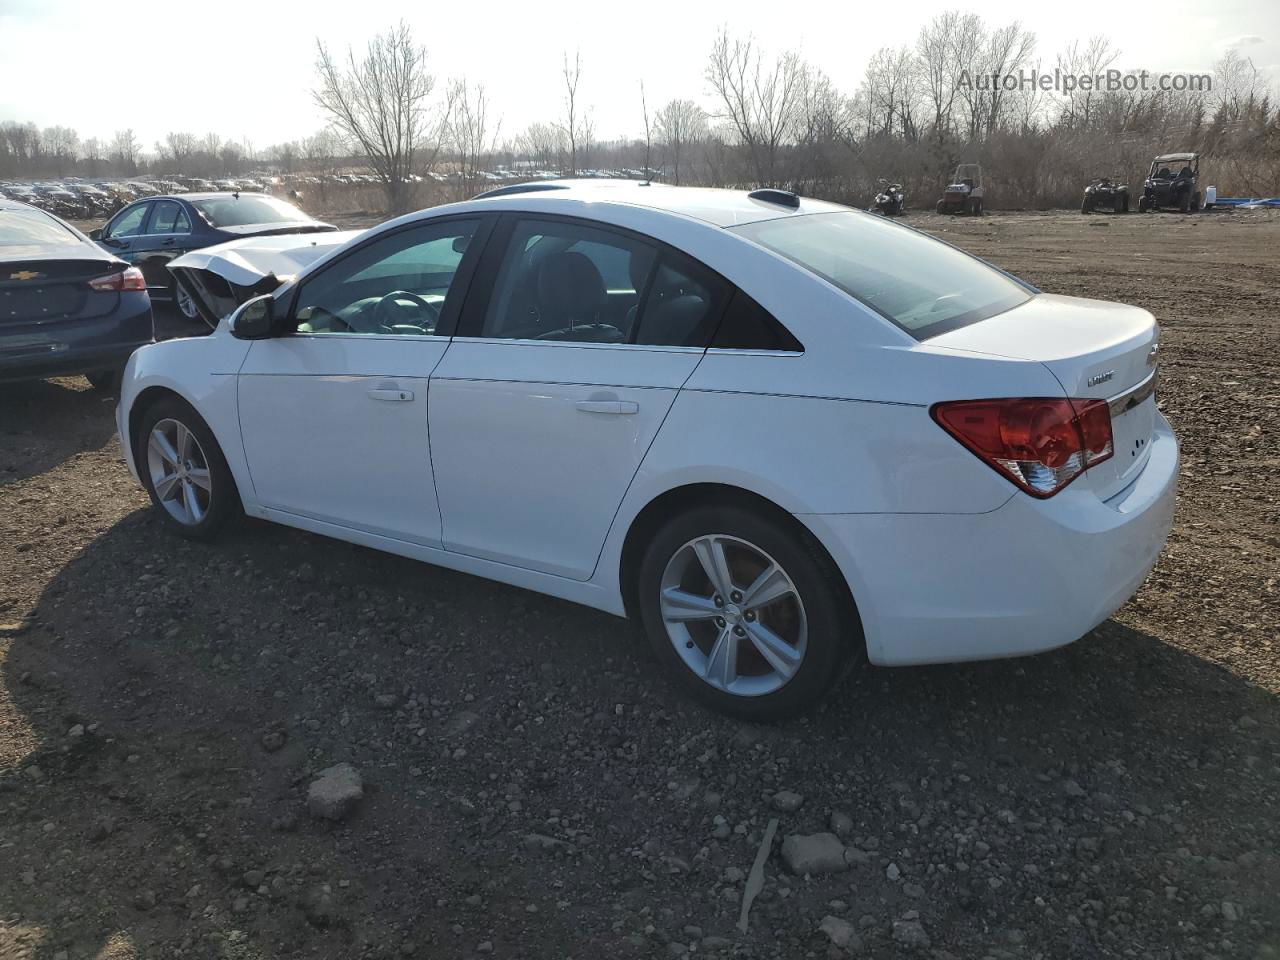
117;181;1177;718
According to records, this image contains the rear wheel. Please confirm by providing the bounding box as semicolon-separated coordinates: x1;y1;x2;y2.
135;396;240;540
1179;190;1191;213
1113;194;1125;213
935;199;946;214
1138;196;1151;213
637;504;858;720
1081;197;1092;214
969;197;983;215
172;281;202;324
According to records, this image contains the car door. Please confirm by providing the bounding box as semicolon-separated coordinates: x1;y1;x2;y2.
429;214;728;580
95;200;150;266
236;215;488;546
132;199;191;294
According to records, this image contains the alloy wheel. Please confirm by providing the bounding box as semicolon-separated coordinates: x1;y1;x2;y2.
659;534;807;697
146;418;212;526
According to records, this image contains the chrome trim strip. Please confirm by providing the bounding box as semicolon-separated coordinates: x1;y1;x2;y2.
1108;368;1157;418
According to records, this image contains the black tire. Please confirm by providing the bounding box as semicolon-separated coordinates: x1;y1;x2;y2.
1138;196;1150;213
1081;198;1091;214
134;395;241;540
636;503;860;720
935;199;946;214
85;366;122;392
1179;190;1191;213
970;197;983;215
1113;194;1125;214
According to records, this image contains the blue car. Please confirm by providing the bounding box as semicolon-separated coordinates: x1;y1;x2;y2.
1;199;153;389
90;192;335;323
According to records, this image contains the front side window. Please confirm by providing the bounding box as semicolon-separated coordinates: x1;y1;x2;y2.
107;203;149;239
731;211;1030;340
480;218;724;347
147;200;184;234
291;219;478;336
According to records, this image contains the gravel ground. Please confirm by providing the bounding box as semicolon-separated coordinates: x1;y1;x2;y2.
1;210;1277;960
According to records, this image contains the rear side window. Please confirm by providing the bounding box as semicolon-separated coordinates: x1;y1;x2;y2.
148;201;184;234
712;290;803;352
731;211;1030;340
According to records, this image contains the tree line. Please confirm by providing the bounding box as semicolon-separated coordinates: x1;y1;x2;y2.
4;16;1276;213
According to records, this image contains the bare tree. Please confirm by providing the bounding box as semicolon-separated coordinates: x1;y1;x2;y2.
561;50;583;175
156;131;197;173
517;122;564;171
1055;35;1120;130
916;11;982;143
314;21;451;215
110;128;139;175
451;78;500;197
655;99;707;184
705;30;807;185
1213;49;1262;120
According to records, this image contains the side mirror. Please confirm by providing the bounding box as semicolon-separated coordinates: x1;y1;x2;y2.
89;228;103;241
229;295;275;340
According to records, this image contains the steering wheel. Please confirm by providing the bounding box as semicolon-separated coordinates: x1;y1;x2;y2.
372;290;439;332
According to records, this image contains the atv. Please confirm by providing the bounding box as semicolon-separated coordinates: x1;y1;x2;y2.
936;164;983;215
1081;177;1129;213
869;179;905;216
1138;152;1201;213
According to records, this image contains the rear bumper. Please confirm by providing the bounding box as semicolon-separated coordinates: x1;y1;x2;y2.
801;412;1179;666
0;293;154;383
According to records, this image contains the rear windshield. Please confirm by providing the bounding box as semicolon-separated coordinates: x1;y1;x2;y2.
731;211;1030;340
0;209;80;247
192;195;309;227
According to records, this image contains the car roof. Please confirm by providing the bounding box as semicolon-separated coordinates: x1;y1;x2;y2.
1153;153;1197;162
470;180;847;228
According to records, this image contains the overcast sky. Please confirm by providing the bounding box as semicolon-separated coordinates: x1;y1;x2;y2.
1;0;1276;153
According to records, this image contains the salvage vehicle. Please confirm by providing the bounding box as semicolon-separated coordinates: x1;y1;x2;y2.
1138;153;1202;213
1081;177;1129;213
1;199;152;389
168;230;364;327
90;193;335;322
869;179;905;216
116;181;1177;719
936;164;984;215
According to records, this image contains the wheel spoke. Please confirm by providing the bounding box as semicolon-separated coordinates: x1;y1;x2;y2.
745;621;801;679
186;467;212;492
704;625;738;688
175;422;192;461
742;563;792;611
183;480;204;523
692;537;735;598
154;472;180;501
660;587;719;622
149;431;179;467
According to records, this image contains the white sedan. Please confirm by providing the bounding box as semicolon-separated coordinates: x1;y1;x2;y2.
117;182;1177;719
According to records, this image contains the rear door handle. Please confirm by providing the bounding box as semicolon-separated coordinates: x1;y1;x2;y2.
368;388;415;402
575;399;638;415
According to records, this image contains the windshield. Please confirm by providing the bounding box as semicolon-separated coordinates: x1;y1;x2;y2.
731;212;1030;340
0;208;80;247
192;195;310;227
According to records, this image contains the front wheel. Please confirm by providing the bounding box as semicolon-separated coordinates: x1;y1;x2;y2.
637;505;858;720
136;396;240;540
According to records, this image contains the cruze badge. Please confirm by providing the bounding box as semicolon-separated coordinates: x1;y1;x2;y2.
1087;370;1115;387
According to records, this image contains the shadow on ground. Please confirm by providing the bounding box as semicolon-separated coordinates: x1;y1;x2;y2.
2;506;1277;958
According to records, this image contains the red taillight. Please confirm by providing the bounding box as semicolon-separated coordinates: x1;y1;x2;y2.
932;397;1114;498
88;267;146;292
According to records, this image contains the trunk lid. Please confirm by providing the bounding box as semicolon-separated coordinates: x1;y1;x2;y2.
930;293;1160;500
1;257;125;323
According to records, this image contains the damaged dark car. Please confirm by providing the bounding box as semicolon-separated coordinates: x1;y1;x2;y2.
89;193;337;322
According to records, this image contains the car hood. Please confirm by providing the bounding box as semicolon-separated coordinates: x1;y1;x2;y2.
169;229;364;286
216;220;338;238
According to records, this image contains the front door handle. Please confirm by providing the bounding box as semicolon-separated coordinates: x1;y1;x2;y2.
575;399;638;415
368;388;415;402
